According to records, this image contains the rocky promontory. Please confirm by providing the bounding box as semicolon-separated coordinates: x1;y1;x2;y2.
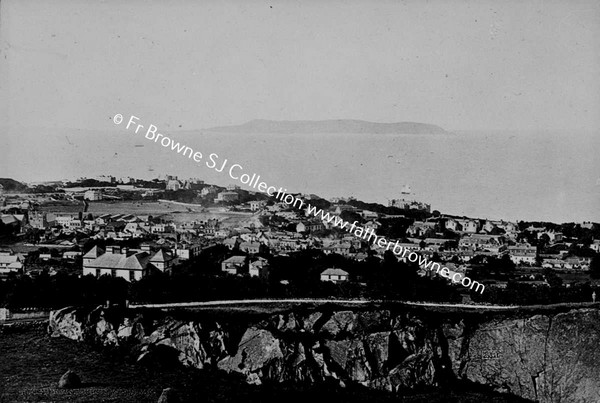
48;304;600;403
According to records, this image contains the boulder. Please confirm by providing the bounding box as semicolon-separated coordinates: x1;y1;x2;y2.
57;370;81;389
218;327;283;376
48;307;85;341
96;318;119;346
320;311;357;337
157;387;180;403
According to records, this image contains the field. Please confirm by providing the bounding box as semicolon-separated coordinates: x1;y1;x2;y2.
38;200;257;227
0;324;531;403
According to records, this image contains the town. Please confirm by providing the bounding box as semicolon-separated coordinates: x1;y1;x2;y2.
0;175;599;308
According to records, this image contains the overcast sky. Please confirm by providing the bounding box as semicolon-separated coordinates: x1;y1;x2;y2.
1;0;599;133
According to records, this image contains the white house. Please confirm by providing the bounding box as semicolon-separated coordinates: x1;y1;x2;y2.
221;255;247;275
320;268;349;283
249;257;269;278
84;190;102;201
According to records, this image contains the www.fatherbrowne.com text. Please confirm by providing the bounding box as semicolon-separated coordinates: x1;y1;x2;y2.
114;113;485;294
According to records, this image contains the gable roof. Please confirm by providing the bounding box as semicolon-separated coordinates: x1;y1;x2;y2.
86;251;150;271
321;268;349;276
223;255;246;264
83;245;104;259
150;249;174;263
0;255;20;265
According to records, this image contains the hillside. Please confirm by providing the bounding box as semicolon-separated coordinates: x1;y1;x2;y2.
0;178;28;192
205;119;449;134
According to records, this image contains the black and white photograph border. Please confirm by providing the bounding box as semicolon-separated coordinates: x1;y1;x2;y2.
1;1;599;402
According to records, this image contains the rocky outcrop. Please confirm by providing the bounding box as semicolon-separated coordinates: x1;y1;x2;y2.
48;305;600;403
58;370;81;389
48;307;86;341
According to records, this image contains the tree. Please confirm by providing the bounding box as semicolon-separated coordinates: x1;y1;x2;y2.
590;256;600;279
543;268;563;289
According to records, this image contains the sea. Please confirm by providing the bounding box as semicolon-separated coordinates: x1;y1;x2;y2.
2;127;599;223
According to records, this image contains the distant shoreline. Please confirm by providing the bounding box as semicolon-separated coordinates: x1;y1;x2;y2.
204;119;449;135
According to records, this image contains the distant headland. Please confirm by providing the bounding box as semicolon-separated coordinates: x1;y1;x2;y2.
204;119;449;134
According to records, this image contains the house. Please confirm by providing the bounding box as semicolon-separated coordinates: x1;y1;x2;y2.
28;210;54;229
422;238;453;251
223;237;239;250
82;246;151;281
239;242;261;254
495;221;518;233
215;191;239;203
364;220;381;232
149;249;177;273
221;256;247;275
200;186;218;196
166;179;182;191
1;215;21;231
332;242;353;256
542;258;566;270
332;205;357;215
361;210;379;220
0;253;23;272
249;257;269;278
296;221;325;233
320;268;349;283
39;253;52;261
508;243;537;265
84;190;102;201
459;234;503;250
444;218;461;232
83;246;105;266
124;222;149;236
94;214;113;225
249;200;267;211
151;223;175;233
537;230;563;243
482;220;496;233
460;220;480;233
62;251;82;260
406;221;436;237
172;243;202;260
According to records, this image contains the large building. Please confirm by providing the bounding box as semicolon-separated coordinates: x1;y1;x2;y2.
82;245;177;281
84;190;103;201
388;185;431;212
166;180;182;191
28;210;53;229
215;191;239;203
508;243;537;265
0;252;23;277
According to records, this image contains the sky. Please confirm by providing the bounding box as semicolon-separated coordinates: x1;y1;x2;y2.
0;0;599;223
1;0;599;132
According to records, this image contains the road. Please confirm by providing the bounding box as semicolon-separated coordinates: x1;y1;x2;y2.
129;299;525;310
129;299;600;312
